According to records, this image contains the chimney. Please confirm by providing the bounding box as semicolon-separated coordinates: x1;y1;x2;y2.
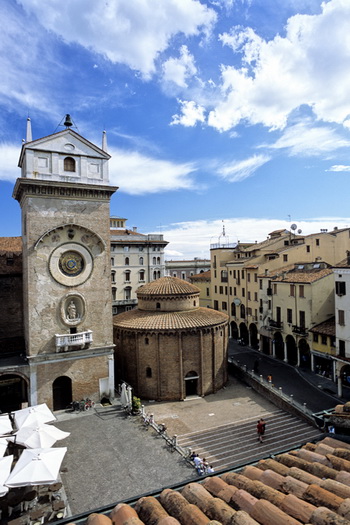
133;227;137;232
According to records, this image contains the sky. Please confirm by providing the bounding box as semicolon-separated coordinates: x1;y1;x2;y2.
2;0;350;259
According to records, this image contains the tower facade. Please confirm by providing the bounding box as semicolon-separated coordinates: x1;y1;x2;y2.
13;119;118;409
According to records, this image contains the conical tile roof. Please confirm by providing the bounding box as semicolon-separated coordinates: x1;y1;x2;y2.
137;276;200;297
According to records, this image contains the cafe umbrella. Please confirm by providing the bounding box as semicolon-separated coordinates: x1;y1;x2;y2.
0;414;13;436
10;424;70;449
0;455;13;496
13;404;56;430
5;447;67;488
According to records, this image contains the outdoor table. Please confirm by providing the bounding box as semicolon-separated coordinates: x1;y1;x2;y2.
48;482;62;492
29;507;46;521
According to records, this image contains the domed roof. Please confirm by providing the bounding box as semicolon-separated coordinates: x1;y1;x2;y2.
113;307;228;331
137;276;200;297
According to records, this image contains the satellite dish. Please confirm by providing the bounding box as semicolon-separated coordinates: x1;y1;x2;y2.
297;229;302;234
233;298;241;306
291;224;297;231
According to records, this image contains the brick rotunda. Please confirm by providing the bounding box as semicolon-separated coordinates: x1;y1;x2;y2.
113;276;229;401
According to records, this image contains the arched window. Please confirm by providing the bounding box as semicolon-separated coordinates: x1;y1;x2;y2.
64;157;75;172
124;287;131;300
153;257;156;265
156;302;161;309
153;271;157;280
125;257;129;265
146;367;152;378
112;287;117;301
111;271;116;283
145;337;149;345
139;256;144;265
240;304;246;319
157;271;161;279
157;257;160;264
231;303;236;316
125;270;130;282
139;270;145;281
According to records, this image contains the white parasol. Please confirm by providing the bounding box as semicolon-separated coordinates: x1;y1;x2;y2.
0;438;8;458
5;447;67;488
0;414;12;436
11;424;70;449
120;383;128;407
0;455;13;496
13;403;56;430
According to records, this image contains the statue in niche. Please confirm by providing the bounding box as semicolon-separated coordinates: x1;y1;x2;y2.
67;300;78;320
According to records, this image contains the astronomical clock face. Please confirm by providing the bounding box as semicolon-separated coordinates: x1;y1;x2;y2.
59;250;84;277
49;243;93;286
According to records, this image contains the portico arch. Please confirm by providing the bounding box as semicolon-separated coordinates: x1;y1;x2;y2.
286;335;297;366
230;321;239;339
274;332;284;360
249;323;259;349
0;373;28;412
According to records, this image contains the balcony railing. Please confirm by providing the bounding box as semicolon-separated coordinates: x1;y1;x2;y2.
292;325;308;336
55;330;93;352
269;319;283;329
112;299;138;306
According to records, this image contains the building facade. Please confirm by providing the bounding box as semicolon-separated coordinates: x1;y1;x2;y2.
110;217;168;314
165;258;210;281
0;117;117;412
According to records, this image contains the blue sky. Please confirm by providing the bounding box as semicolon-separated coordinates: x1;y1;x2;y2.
2;0;350;259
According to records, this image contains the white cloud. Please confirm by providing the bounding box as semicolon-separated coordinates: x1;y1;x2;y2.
264;121;350;157
216;154;271;182
18;0;217;79
171;100;206;127
0;143;22;182
206;0;350;132
162;46;197;88
108;148;197;194
161;216;350;259
328;165;350;172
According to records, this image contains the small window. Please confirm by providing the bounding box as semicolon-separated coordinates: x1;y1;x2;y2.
206;287;210;296
125;257;129;265
145;338;149;345
287;309;292;324
290;284;295;297
339;340;346;357
156;302;161;309
299;285;304;298
336;281;346;296
64;156;75;172
283;254;288;262
146;367;152;378
313;333;318;343
339;309;345;326
139;257;144;265
316;239;320;246
123;246;129;252
273;283;277;295
222;301;227;311
306;245;310;253
321;335;327;345
125;271;130;282
139;270;145;281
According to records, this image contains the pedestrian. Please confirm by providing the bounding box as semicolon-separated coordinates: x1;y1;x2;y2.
267;374;272;383
207;465;215;473
253;359;259;374
260;417;266;433
257;419;264;443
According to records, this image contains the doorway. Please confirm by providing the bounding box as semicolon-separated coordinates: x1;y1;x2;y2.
0;374;28;412
185;371;199;396
53;376;72;411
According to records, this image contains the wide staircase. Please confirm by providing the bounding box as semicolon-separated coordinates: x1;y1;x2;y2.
177;408;323;471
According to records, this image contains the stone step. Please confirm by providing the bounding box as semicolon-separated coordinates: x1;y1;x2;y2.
177;409;323;472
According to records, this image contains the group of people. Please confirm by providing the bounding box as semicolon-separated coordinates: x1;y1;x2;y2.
256;417;266;443
190;452;214;475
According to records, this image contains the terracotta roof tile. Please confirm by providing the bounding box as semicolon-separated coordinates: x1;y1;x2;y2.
137;277;200;297
190;270;211;281
309;317;335;335
87;436;350;525
0;236;22;254
113;307;228;331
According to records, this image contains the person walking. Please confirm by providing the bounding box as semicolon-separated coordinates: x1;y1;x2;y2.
257;419;265;443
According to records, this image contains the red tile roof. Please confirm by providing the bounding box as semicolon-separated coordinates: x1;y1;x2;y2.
84;436;350;525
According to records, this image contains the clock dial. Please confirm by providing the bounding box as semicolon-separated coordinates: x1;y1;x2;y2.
59;251;84;276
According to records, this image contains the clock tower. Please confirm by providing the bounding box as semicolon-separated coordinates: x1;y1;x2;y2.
13;116;118;410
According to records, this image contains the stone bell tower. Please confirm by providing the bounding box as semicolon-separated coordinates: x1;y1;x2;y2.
13;116;118;410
